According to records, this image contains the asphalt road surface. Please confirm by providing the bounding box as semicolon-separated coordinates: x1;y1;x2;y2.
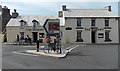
2;44;118;69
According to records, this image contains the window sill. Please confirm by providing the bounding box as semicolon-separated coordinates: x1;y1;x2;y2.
104;27;111;29
76;27;83;29
76;38;83;42
104;39;112;42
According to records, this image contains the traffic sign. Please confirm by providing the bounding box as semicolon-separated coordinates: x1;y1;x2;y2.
43;19;60;36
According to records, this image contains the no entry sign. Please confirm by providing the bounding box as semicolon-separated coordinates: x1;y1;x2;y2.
43;19;60;36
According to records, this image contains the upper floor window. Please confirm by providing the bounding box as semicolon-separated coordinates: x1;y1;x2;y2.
58;11;63;17
105;19;109;27
91;19;96;27
32;20;39;28
19;20;27;28
77;19;81;27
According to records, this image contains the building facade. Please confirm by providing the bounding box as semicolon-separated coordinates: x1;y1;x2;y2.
0;5;11;42
6;5;119;44
6;16;66;43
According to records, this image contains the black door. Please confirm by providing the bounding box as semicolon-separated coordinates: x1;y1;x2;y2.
32;32;38;43
91;31;96;43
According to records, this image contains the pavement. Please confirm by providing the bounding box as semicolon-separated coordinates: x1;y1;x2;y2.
23;50;68;58
2;44;118;69
13;45;79;58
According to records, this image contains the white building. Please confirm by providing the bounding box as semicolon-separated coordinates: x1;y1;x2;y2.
6;5;119;44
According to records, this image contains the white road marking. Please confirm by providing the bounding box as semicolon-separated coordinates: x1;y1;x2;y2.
68;45;79;52
13;51;38;56
66;45;79;52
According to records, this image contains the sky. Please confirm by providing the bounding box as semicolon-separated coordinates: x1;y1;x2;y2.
0;0;120;16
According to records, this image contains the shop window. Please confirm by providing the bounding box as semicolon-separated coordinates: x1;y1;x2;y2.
20;32;24;40
39;33;44;38
104;31;112;41
76;31;83;42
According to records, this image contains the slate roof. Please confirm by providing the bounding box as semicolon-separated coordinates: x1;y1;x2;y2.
63;9;118;17
7;16;64;26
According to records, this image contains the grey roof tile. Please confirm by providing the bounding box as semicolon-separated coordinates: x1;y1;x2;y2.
7;16;64;26
64;9;118;17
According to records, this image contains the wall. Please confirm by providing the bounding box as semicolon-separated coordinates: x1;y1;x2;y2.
6;26;66;43
64;17;119;44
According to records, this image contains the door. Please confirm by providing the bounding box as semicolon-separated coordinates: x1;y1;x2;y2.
32;32;38;43
91;31;96;43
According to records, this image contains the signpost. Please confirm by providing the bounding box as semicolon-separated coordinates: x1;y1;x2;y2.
43;19;60;36
43;19;62;54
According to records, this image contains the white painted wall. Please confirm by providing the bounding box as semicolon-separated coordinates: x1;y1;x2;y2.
64;18;119;44
6;26;66;43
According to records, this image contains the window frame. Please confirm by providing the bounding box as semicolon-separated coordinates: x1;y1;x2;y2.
91;19;96;27
76;30;83;42
105;19;109;27
32;20;39;28
77;19;81;27
104;31;112;41
20;32;24;40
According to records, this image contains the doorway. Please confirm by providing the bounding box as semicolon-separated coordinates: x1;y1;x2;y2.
32;32;38;43
91;31;96;43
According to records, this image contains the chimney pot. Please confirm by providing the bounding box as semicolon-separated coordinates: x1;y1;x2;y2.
62;5;66;11
104;6;111;11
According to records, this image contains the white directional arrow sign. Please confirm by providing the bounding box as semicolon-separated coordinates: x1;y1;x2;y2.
43;19;60;36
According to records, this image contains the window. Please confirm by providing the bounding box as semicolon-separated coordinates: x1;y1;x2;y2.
105;32;109;40
20;20;27;27
32;20;39;28
77;19;81;27
76;31;83;42
105;31;111;41
105;19;109;27
77;31;81;38
58;11;63;17
20;32;24;40
91;19;96;27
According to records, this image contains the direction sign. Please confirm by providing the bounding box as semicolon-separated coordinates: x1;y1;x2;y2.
43;19;60;36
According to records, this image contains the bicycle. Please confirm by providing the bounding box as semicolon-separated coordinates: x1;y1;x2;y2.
43;39;62;54
43;42;54;54
54;38;62;54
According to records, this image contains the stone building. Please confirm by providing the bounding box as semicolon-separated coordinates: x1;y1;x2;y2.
6;5;119;44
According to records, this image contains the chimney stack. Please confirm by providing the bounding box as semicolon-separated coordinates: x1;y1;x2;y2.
104;6;111;11
12;9;19;18
62;5;66;11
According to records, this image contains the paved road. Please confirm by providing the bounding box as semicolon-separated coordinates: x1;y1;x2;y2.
2;44;118;69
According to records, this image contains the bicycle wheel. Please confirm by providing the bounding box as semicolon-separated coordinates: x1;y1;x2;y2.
43;45;52;54
56;44;62;54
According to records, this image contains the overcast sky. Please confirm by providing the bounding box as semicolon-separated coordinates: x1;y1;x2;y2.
0;0;119;16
